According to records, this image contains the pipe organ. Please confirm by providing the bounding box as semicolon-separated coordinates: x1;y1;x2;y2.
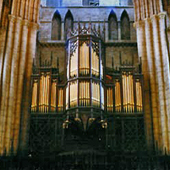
106;71;143;113
31;30;143;115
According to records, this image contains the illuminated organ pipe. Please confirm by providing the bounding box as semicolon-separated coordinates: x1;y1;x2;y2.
79;81;90;106
58;88;63;111
100;60;103;79
115;81;121;112
107;87;113;112
91;48;99;77
31;80;38;112
39;73;50;113
79;43;90;75
101;84;104;109
136;80;143;112
70;48;78;78
66;86;69;109
92;82;100;107
70;81;78;108
51;80;57;111
122;73;134;112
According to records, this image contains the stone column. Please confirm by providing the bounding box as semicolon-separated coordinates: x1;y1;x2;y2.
151;15;169;152
158;12;170;151
144;18;161;149
13;20;30;154
0;28;7;99
4;17;22;155
118;21;121;40
135;20;153;149
0;15;16;155
19;22;38;153
105;22;108;42
61;22;64;41
0;0;3;20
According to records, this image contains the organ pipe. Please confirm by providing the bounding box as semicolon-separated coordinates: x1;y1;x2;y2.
107;87;113;112
51;81;57;111
39;73;50;113
92;82;100;107
122;73;134;113
101;84;104;109
79;81;90;106
100;60;103;79
136;80;143;112
58;88;63;111
70;48;78;77
66;85;69;109
70;81;78;107
31;80;38;112
91;49;99;77
80;43;90;75
115;81;121;112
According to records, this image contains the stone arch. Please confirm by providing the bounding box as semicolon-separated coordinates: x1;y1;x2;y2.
121;10;130;40
64;10;74;40
51;10;61;40
108;10;118;40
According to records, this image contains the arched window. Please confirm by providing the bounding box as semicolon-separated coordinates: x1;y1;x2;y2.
121;10;130;40
64;10;74;40
51;11;61;40
83;0;89;5
108;10;118;40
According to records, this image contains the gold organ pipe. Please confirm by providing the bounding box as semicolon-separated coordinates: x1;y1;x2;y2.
115;81;121;112
31;81;38;112
43;76;47;112
80;43;90;75
107;88;113;111
70;49;78;77
122;74;134;113
39;76;42;112
91;49;99;76
51;82;56;111
136;81;143;112
58;89;63;111
43;76;45;112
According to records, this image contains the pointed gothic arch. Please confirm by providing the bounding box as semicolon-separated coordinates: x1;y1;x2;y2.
108;10;118;40
51;10;61;40
64;10;74;40
121;10;130;40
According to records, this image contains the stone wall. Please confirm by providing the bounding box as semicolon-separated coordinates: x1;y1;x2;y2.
38;5;138;73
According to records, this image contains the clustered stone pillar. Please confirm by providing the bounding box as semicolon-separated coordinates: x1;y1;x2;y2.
135;21;153;150
134;0;170;153
0;0;40;156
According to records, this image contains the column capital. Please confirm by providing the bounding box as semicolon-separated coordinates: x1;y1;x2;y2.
144;18;151;23
133;20;145;29
158;12;166;19
22;20;30;27
150;15;159;23
29;22;39;30
15;17;22;25
8;15;16;23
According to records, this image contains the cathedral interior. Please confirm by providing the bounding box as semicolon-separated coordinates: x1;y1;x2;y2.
1;0;170;169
